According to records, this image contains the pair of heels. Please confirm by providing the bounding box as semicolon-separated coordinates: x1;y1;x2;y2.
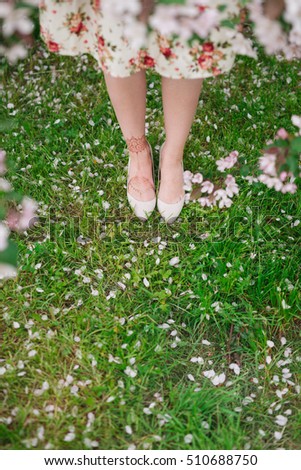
127;140;185;223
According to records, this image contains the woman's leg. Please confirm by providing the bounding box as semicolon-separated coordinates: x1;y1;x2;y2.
159;77;203;203
103;70;155;202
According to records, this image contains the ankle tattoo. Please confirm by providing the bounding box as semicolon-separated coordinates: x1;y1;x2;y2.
126;135;148;154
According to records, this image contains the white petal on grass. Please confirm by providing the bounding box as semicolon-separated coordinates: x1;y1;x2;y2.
124;366;137;378
143;278;150;287
267;340;275;348
106;396;115;403
84;438;99;448
184;434;193;444
211;373;226;386
28;350;37;357
190;357;204;364
276;388;288;399
202;339;211;346
125;425;133;435
158;323;170;330
274;431;283;441
275;415;288;426
266;355;272;364
203;370;215;379
37;426;44;441
242;396;254;406
13;322;20;329
280;337;287;346
64;433;75;442
169;257;180;266
284;348;292;358
70;385;79;395
42;382;49;391
65;375;73;384
117;282;126;290
281;299;291;309
187;374;195;382
102;201;110;210
229;363;241;375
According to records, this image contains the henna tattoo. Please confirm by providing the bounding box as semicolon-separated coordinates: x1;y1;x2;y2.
128;176;155;196
126;135;148;154
126;136;155;198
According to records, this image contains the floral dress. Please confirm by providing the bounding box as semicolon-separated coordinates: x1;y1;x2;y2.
39;0;247;79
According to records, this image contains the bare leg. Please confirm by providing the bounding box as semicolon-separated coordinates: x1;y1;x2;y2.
103;70;155;202
159;76;203;203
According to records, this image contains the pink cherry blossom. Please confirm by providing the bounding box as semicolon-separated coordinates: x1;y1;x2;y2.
214;189;233;208
259;154;277;177
216;151;239;172
0;149;7;174
281;182;297;194
276;128;289;139
17;197;38;231
225;175;239;197
200;180;214;194
198;196;212;207
292;115;301;132
192;172;203;184
0;222;10;251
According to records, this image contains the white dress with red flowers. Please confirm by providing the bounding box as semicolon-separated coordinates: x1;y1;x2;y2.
39;0;245;79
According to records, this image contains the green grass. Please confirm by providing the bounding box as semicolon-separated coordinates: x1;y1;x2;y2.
0;41;300;450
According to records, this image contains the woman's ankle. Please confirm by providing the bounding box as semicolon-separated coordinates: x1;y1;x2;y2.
162;141;184;162
125;134;148;154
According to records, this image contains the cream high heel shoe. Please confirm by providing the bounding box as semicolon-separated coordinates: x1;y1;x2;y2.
127;140;156;221
157;142;185;224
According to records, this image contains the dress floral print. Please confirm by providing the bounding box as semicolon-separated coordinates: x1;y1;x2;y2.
39;0;239;79
64;7;89;36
